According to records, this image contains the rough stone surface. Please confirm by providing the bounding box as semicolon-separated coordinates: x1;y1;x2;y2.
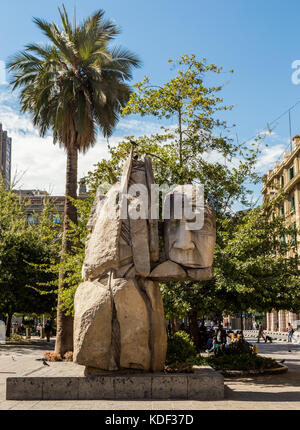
151;375;188;399
144;280;167;372
42;377;79;400
187;267;213;281
82;184;122;280
112;278;151;370
73;280;112;370
150;260;187;281
188;366;224;400
6;367;224;401
144;155;159;264
129;217;151;276
114;375;152;400
6;377;43;401
78;376;114;400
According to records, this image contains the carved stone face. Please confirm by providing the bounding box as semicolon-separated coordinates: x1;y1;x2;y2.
164;206;216;268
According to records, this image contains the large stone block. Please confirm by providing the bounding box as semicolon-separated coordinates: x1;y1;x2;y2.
144;280;167;372
151;375;188;399
42;377;79;400
6;377;43;400
129;217;151;276
6;367;224;400
82;184;122;280
150;260;187;281
187;267;213;281
114;375;152;400
112;278;151;370
73;280;112;370
188;366;224;400
78;376;114;400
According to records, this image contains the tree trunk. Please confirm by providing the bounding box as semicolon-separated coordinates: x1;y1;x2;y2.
188;311;200;352
55;145;78;356
5;313;13;338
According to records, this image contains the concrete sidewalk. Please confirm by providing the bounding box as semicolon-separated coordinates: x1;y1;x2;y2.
0;339;300;410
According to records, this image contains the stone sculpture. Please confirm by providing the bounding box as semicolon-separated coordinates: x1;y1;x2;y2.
73;154;216;375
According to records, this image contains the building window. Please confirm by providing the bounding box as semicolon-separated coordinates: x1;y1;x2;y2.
292;222;297;246
291;196;295;212
289;166;295;180
281;205;285;216
281;234;286;244
281;175;285;187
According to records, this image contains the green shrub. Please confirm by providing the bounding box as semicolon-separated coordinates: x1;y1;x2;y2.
226;340;253;355
198;352;278;371
7;333;23;342
166;331;197;365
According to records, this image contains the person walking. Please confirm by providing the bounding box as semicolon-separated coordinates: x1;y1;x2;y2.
257;323;266;343
287;322;294;343
44;320;52;343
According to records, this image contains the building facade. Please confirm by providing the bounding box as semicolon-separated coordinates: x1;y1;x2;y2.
262;134;300;331
0;123;12;189
13;189;65;225
13;181;88;225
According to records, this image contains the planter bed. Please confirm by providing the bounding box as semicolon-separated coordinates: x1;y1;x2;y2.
221;363;288;377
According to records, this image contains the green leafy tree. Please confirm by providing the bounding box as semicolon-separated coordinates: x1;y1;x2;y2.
0;182;57;337
8;6;141;354
214;201;300;317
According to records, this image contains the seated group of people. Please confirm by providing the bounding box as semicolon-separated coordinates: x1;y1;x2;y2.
206;325;244;356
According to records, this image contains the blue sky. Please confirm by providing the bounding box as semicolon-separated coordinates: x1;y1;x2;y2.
1;0;300;199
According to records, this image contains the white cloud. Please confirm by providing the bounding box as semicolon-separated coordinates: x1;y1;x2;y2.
255;143;287;172
0;96;112;195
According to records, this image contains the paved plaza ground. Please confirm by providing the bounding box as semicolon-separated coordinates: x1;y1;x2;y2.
0;337;300;410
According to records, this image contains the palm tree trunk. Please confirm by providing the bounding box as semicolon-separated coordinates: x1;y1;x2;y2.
55;145;78;356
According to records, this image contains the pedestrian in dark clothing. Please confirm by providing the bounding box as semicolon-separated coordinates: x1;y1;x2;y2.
257;323;266;343
44;320;52;342
287;323;294;343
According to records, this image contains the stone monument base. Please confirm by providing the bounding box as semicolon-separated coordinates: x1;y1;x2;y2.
6;366;224;401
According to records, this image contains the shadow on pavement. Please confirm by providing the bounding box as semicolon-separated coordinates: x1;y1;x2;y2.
224;385;300;402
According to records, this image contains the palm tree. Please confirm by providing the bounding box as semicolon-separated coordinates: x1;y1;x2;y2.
8;6;140;355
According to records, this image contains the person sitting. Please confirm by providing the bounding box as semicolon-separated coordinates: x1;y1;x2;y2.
209;336;220;356
231;333;239;343
206;335;214;351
